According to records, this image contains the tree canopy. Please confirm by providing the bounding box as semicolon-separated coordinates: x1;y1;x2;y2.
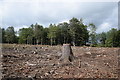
1;17;119;47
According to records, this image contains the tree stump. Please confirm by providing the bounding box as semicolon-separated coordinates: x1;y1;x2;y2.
60;44;74;63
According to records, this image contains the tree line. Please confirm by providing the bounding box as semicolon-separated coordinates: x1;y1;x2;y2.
0;17;120;47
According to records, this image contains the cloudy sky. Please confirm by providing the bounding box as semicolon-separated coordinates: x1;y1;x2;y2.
0;0;119;33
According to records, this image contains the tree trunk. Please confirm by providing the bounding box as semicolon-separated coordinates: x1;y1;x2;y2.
41;38;43;45
51;38;53;46
72;41;75;46
63;36;65;43
27;40;28;44
53;38;55;45
60;44;74;62
36;39;39;45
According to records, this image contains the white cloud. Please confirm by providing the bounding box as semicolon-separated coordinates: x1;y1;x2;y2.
14;25;28;31
59;19;69;24
105;7;118;28
0;0;118;33
96;22;111;33
1;0;119;3
96;7;118;33
0;4;3;27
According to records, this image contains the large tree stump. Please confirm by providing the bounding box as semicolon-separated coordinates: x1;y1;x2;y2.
60;44;74;62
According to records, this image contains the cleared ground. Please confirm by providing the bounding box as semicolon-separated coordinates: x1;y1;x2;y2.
1;44;119;79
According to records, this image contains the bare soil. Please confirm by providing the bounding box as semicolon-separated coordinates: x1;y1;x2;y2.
1;44;119;79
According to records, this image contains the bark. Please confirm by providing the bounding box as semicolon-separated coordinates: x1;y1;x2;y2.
36;39;39;45
41;38;43;45
51;38;53;46
63;36;65;43
60;44;74;62
53;38;55;45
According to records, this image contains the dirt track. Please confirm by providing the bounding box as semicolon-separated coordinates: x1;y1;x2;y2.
1;44;119;79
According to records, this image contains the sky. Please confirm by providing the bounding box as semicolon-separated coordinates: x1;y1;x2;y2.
0;0;119;33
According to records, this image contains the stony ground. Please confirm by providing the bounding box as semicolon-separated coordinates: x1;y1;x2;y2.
1;44;120;79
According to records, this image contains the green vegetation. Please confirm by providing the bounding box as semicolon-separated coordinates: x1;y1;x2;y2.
0;17;120;47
